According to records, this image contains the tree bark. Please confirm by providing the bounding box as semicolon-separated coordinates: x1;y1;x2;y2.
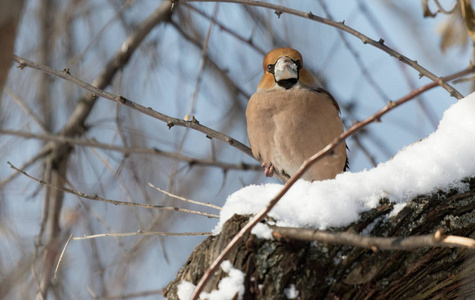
164;177;475;299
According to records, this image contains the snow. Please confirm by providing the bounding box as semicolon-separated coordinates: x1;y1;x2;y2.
388;203;407;218
177;281;196;300
251;222;274;239
177;260;245;300
214;93;475;234
360;216;384;236
284;284;299;299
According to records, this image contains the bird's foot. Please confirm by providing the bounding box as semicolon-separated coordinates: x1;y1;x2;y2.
261;162;275;177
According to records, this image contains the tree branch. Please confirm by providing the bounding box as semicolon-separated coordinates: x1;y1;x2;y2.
189;66;475;299
4;87;49;133
12;54;253;158
272;227;475;251
0;147;51;189
73;231;211;240
182;3;266;55
179;0;464;99
7;162;220;219
23;3;176;298
148;182;222;210
0;129;260;172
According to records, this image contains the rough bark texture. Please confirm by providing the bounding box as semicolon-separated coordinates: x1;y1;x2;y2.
164;177;475;299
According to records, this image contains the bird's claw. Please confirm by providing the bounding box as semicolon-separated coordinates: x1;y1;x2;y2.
261;162;274;177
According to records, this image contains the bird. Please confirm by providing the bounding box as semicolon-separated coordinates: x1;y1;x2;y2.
246;47;348;181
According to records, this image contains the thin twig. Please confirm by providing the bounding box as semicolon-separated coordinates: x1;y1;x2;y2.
96;289;163;300
4;87;49;133
0;129;260;172
318;0;389;104
170;20;252;100
31;265;43;300
54;234;73;279
183;3;266;55
7;161;220;219
272;227;475;250
350;133;377;167
443;235;475;248
188;66;475;299
10;3;175;299
188;2;218;117
12;54;253;158
171;3;219;198
0;147;52;189
73;231;211;240
66;1;133;69
178;0;463;99
357;0;440;129
148;182;221;210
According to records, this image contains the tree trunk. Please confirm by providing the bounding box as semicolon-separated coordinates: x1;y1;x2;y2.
0;0;24;89
163;177;475;299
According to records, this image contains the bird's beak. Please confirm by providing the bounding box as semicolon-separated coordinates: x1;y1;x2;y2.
274;56;299;82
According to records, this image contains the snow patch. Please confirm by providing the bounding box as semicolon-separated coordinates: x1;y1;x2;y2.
177;261;245;300
251;222;274;239
214;93;475;234
389;203;408;218
284;284;300;299
200;260;245;300
177;280;196;300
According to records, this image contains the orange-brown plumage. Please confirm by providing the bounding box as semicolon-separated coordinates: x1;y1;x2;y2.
246;47;347;181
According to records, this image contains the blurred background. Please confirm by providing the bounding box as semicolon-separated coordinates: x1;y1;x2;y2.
0;0;473;299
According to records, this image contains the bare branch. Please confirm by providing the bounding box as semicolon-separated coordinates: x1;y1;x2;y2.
60;1;174;137
0;0;23;88
188;3;218;117
0;147;51;189
95;289;163;300
272;227;475;251
65;1;134;69
148;182;221;210
169;20;252;99
350;133;378;167
183;3;266;55
357;0;441;129
189;66;475;299
24;4;176;298
4;87;49;133
12;54;253;158
73;231;211;240
318;0;389;104
53;234;73;279
178;0;464;99
7;161;220;219
0;129;260;172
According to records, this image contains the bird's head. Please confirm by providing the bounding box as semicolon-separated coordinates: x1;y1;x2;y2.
257;47;316;90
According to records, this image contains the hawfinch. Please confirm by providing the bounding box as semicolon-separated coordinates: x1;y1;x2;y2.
246;47;347;181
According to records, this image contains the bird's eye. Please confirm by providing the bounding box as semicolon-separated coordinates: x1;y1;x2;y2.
266;64;275;74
